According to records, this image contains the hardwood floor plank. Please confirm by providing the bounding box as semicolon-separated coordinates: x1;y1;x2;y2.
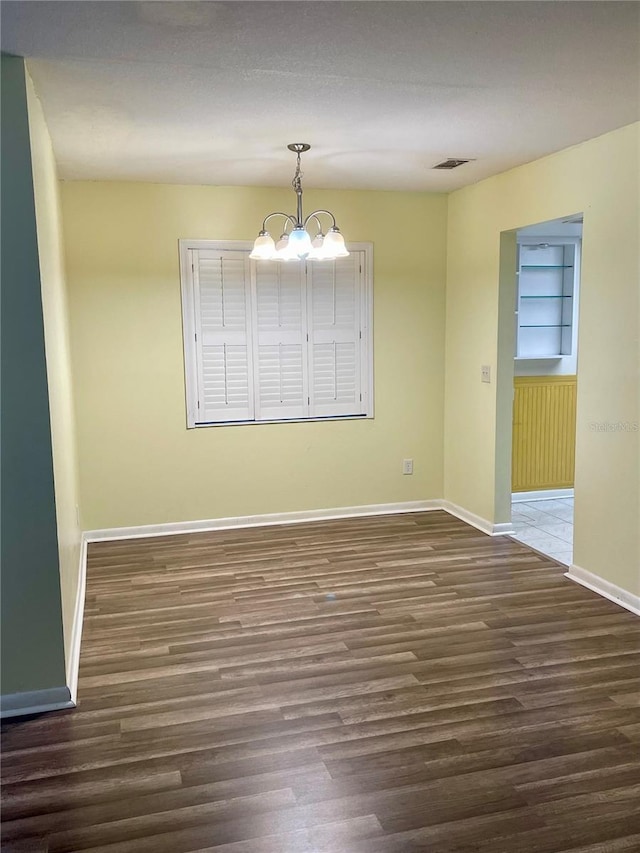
1;768;183;822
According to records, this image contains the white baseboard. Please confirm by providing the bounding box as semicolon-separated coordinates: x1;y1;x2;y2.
439;501;515;536
0;685;74;719
85;500;443;543
66;535;88;704
565;564;640;617
512;488;574;503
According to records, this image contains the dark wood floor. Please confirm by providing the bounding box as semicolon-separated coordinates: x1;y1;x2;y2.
2;511;640;852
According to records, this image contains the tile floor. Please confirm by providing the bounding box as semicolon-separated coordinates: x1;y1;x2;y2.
510;496;574;566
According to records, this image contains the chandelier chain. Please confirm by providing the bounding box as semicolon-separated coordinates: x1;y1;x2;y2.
292;151;303;197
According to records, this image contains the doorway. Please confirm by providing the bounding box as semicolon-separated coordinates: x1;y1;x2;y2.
501;214;582;565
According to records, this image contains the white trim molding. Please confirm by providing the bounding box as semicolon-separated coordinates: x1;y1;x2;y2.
85;500;443;542
439;501;515;537
0;686;74;719
565;564;640;617
512;488;574;503
85;500;517;544
66;535;88;704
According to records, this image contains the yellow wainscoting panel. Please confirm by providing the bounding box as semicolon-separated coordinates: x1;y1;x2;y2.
512;375;577;492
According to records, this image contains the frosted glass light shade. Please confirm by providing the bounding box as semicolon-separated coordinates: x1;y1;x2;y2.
288;227;313;258
307;234;327;260
249;232;276;259
274;233;298;260
323;228;349;258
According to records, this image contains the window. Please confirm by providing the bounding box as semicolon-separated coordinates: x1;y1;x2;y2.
179;241;373;427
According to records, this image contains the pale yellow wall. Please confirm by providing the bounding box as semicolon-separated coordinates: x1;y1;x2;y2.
25;71;82;670
445;123;639;596
61;183;447;529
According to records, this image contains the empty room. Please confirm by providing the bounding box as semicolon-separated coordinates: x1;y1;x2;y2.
1;2;639;851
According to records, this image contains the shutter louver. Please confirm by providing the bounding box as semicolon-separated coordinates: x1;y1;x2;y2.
253;261;307;420
308;254;364;418
194;250;253;422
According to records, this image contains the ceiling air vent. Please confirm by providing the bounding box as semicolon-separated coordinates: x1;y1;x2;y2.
432;158;472;170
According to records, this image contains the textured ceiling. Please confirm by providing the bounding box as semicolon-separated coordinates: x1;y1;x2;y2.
2;1;639;191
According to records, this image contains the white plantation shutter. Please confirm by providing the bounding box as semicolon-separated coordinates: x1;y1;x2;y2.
180;241;371;426
192;249;254;423
252;260;308;420
308;254;364;418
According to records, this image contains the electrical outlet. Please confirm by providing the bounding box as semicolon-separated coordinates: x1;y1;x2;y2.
402;458;413;475
481;365;491;383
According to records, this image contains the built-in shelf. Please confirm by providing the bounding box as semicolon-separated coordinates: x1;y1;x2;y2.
520;264;574;270
514;356;563;361
516;239;579;359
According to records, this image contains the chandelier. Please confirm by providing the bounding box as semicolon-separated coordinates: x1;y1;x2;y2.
250;144;349;262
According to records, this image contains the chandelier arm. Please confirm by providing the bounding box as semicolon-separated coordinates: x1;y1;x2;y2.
261;212;298;233
303;209;338;231
305;213;323;236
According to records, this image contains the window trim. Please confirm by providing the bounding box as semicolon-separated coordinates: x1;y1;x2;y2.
179;239;374;428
